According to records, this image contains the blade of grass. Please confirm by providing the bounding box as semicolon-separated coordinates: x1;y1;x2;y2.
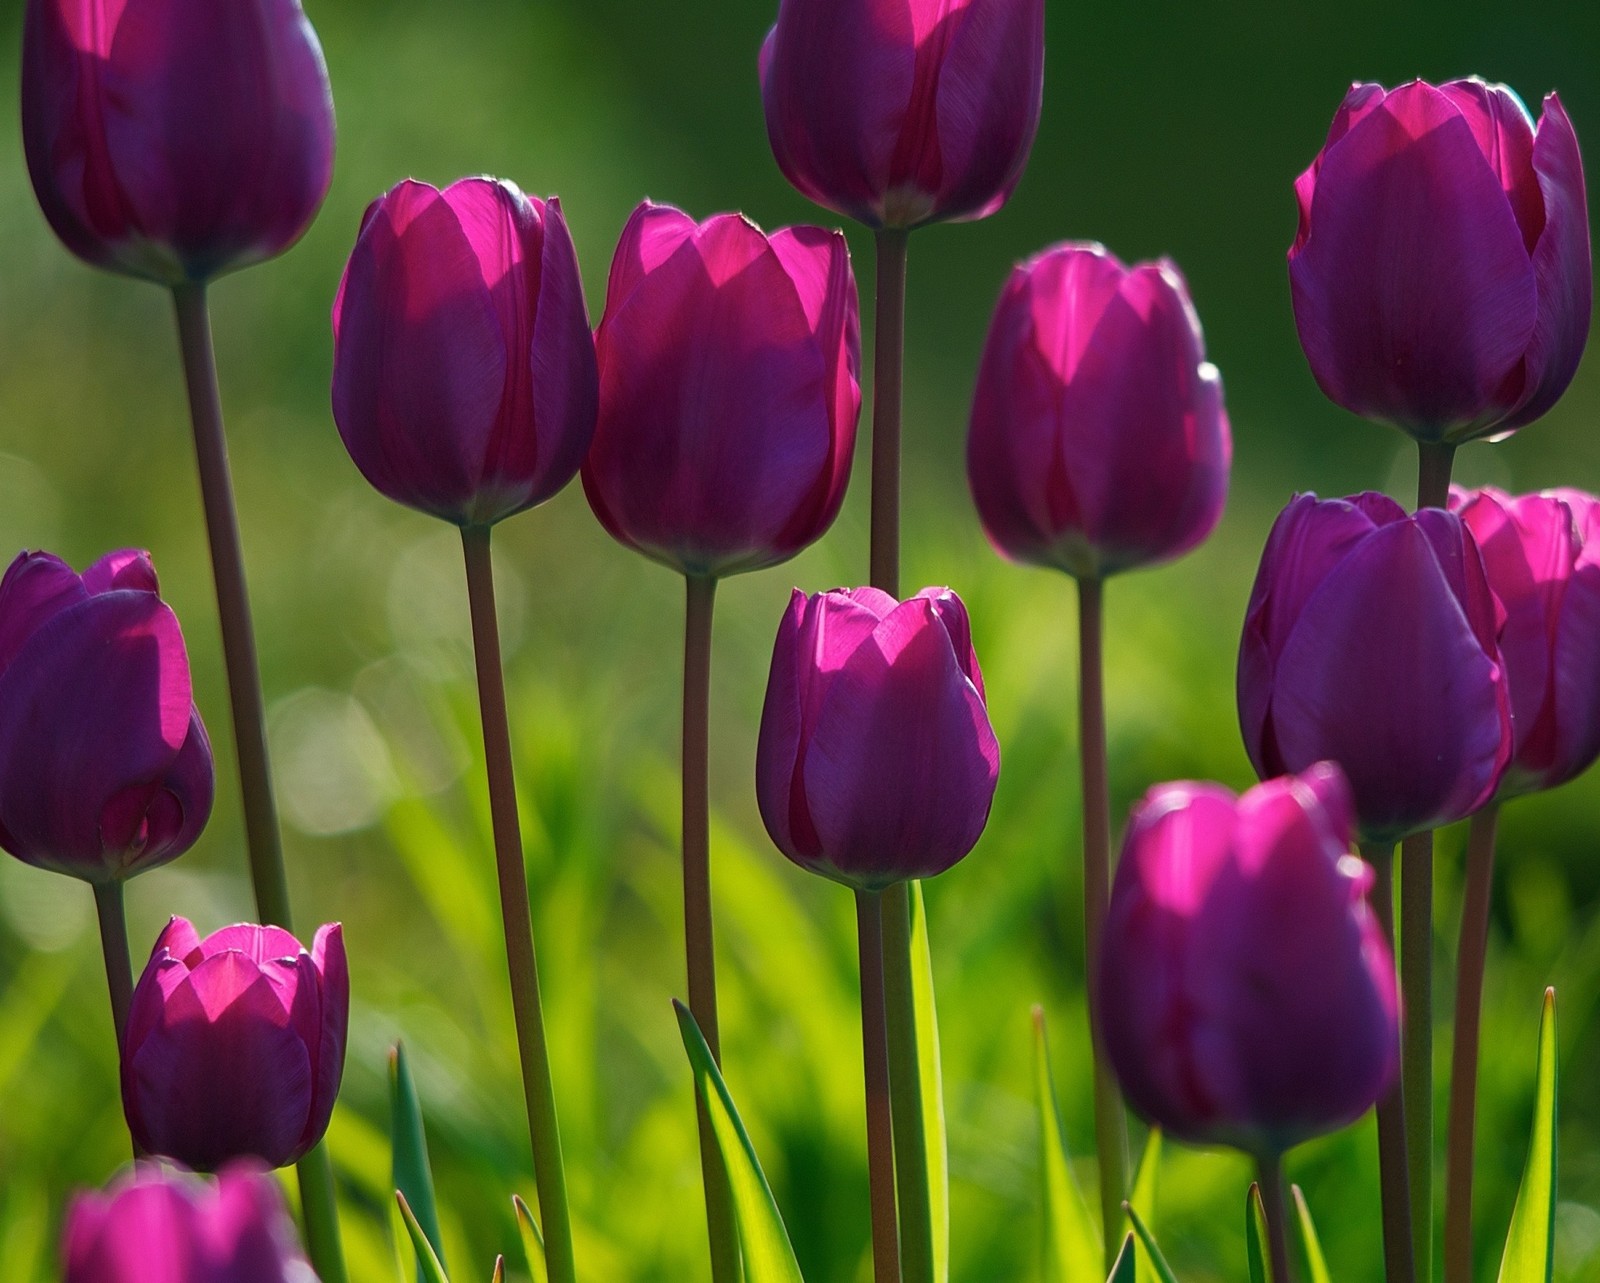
513;1196;549;1283
1246;1185;1269;1283
1292;1186;1331;1283
397;1193;451;1283
1032;1007;1101;1283
1496;989;1559;1283
1124;1204;1179;1283
389;1043;445;1279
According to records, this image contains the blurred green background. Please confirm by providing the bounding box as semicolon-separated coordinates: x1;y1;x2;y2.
1;0;1598;1279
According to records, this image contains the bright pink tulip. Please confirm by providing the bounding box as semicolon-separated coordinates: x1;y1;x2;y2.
1290;79;1590;442
760;0;1045;228
967;243;1230;578
22;0;335;285
756;587;999;888
123;918;348;1172
0;550;212;882
584;203;860;578
332;177;599;528
1098;764;1399;1157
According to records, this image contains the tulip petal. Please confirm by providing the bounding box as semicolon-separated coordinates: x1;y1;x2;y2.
1437;80;1542;250
604;201;699;316
63;1172;199;1283
0;550;87;674
305;923;348;1143
1293;83;1388;255
82;548;159;596
755;590;811;860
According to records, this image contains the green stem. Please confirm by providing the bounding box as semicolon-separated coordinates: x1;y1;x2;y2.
1416;443;1457;511
93;881;141;1159
870;229;909;598
882;882;934;1283
1443;807;1499;1283
1362;842;1415;1283
296;1144;347;1283
1256;1154;1294;1283
1401;831;1434;1283
461;526;576;1283
857;889;903;1283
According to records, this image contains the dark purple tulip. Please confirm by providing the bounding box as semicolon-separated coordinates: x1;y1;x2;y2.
1098;764;1399;1157
1453;486;1600;799
760;0;1045;229
332;177;599;528
1238;493;1511;845
0;549;212;883
1290;78;1590;442
967;242;1231;578
63;1161;313;1283
756;587;999;889
22;0;335;285
123;918;348;1172
584;202;861;578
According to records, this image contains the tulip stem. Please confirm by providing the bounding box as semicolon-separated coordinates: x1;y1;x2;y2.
870;228;909;597
1078;575;1129;1263
1415;443;1456;511
1256;1156;1294;1283
1443;806;1499;1283
681;573;740;1283
92;881;141;1157
170;285;292;932
296;1145;348;1283
460;526;576;1283
882;881;936;1283
1400;831;1434;1283
1361;842;1415;1283
857;889;903;1283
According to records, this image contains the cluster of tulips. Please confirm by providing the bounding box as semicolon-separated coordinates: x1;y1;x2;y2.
2;0;1593;1280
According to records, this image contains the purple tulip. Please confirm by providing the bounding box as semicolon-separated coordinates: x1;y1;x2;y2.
123;917;348;1172
755;587;999;888
63;1161;313;1283
0;550;212;883
584;203;861;578
332;177;599;528
22;0;335;286
1453;486;1600;799
1097;764;1399;1157
760;0;1045;229
1290;78;1590;442
1238;493;1511;844
967;243;1231;578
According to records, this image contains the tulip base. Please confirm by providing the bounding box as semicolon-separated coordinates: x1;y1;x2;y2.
857;889;903;1283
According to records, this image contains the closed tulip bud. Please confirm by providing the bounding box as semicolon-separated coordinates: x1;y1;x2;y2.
967;243;1230;578
63;1161;314;1283
22;0;335;286
123;918;348;1172
1098;764;1400;1157
0;550;213;882
1452;486;1600;799
755;587;999;888
584;203;861;578
332;178;599;528
1238;493;1511;844
760;0;1045;229
1290;78;1590;442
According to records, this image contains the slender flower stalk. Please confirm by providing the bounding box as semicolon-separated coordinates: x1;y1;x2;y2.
1417;444;1457;512
1256;1157;1293;1283
1400;831;1434;1282
92;882;138;1155
870;230;909;595
460;527;576;1283
857;890;903;1283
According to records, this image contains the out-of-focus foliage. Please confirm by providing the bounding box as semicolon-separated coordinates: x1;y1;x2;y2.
0;1;1596;1281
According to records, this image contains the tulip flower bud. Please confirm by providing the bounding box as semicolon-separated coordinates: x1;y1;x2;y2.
1237;493;1511;844
967;243;1231;579
760;0;1045;229
1290;78;1590;442
123;918;348;1172
64;1161;314;1283
584;203;861;578
1098;764;1400;1157
755;587;999;888
22;0;335;286
332;178;599;528
0;550;213;883
1453;486;1600;799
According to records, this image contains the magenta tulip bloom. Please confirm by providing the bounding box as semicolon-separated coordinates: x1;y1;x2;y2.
756;587;999;888
22;0;335;285
1098;764;1399;1157
1453;487;1600;799
0;550;212;883
1290;79;1590;442
1238;493;1510;844
967;243;1230;579
64;1161;313;1283
760;0;1045;228
123;918;348;1172
332;177;599;528
584;203;861;578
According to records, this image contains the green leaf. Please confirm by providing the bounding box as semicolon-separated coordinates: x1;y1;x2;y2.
397;1193;451;1283
909;881;950;1283
675;999;805;1283
1291;1186;1331;1283
1497;988;1559;1283
1108;1233;1138;1283
512;1195;549;1283
1245;1184;1269;1283
1124;1204;1180;1283
1032;1007;1102;1283
491;1257;504;1283
389;1042;446;1281
1128;1129;1163;1283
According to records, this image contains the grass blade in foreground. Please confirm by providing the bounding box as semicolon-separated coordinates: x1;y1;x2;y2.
1129;1129;1163;1283
1497;989;1558;1283
676;999;805;1283
910;881;949;1283
390;1042;445;1278
397;1193;451;1283
1292;1186;1332;1283
513;1196;550;1283
1245;1185;1269;1283
1109;1234;1138;1283
1032;1007;1100;1283
1124;1205;1179;1283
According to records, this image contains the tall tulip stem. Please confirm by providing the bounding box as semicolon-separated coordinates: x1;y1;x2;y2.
1400;831;1434;1283
1443;806;1499;1283
870;229;909;597
1416;443;1457;512
857;889;903;1283
1256;1156;1294;1283
460;526;576;1283
881;883;936;1283
92;881;141;1156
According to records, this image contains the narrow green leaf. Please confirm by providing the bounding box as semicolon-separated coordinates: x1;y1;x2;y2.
1245;1184;1269;1283
389;1043;446;1281
1291;1186;1331;1283
1108;1233;1138;1283
1124;1204;1180;1283
675;999;806;1283
1497;988;1559;1283
491;1257;504;1283
1128;1129;1163;1283
909;881;950;1283
1032;1007;1102;1283
397;1193;451;1283
512;1195;549;1283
